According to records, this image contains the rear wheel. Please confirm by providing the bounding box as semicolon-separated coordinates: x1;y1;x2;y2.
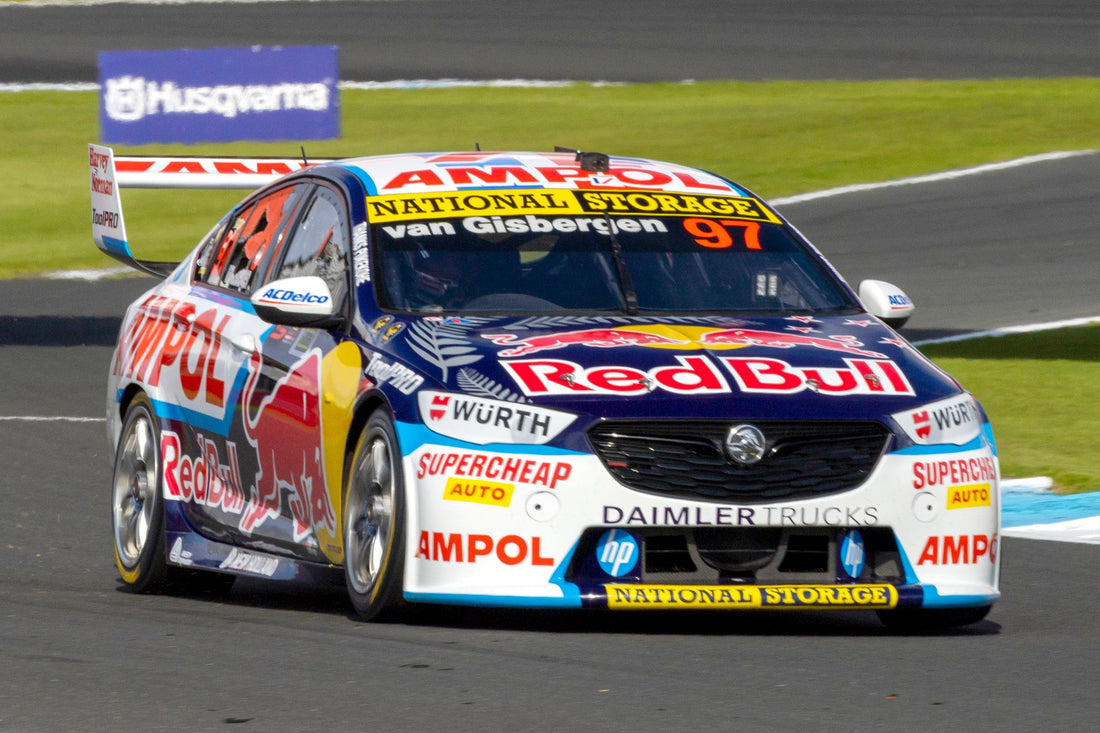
877;604;992;632
343;412;406;621
111;394;168;593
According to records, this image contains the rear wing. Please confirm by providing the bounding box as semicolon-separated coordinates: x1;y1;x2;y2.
89;143;320;277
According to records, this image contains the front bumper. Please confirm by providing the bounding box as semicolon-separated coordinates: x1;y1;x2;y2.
397;421;1002;612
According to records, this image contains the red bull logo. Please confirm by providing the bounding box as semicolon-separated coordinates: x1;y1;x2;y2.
721;357;914;396
697;328;886;359
484;328;688;357
502;355;730;396
238;347;337;542
503;355;914;397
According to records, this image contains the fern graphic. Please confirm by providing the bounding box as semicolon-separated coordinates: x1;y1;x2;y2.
497;315;736;332
406;318;492;381
456;368;529;403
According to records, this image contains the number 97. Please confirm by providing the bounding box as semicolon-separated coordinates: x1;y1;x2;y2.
683;218;761;250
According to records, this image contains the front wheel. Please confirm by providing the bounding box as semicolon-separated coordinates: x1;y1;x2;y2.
111;394;168;593
343;412;406;621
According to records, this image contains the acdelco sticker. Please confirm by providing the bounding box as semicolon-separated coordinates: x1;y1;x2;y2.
894;393;982;445
418;390;577;445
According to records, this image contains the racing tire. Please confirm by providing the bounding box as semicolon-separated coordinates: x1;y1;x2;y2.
343;411;406;621
876;604;993;632
111;394;169;593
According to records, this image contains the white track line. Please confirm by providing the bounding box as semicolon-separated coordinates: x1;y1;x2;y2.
910;316;1100;346
1003;517;1100;545
0;416;104;422
769;150;1097;206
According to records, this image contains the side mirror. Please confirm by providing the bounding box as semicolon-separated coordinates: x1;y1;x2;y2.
859;279;914;329
251;276;342;328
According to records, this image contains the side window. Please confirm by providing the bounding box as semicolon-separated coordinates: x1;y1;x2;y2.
193;217;232;284
200;184;308;293
273;186;351;312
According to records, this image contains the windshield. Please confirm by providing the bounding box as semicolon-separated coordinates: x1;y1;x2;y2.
370;189;859;315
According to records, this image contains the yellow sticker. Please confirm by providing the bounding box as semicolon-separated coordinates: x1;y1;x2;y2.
577;190;782;223
947;483;993;510
365;187;782;225
366;189;584;223
443;476;515;508
605;584;898;610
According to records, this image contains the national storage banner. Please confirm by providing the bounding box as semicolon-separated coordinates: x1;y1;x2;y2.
98;45;339;144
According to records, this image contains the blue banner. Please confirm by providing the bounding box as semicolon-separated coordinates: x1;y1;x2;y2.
98;45;339;144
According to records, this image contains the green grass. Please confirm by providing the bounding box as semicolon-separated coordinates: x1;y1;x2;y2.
920;326;1099;494
1;78;1097;493
0;79;1097;276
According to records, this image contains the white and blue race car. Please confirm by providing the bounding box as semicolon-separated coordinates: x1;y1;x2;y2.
91;145;999;628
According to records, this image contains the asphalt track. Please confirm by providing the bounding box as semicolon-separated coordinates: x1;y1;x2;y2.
2;2;1098;731
1;0;1096;82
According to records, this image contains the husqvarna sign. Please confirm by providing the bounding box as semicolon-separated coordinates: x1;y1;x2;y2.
98;45;339;144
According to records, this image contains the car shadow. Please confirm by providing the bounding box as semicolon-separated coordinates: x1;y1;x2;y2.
121;575;1000;637
0;315;122;346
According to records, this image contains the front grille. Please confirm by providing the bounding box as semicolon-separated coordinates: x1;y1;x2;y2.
588;420;889;503
568;526;905;585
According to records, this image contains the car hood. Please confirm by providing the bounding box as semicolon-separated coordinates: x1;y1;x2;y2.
390;314;962;423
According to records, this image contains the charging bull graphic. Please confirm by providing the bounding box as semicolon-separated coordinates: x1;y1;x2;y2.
484;328;688;357
484;326;886;359
238;346;337;544
696;328;887;359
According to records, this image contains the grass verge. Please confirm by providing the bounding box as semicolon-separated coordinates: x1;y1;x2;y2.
919;325;1099;494
0;78;1097;276
1;79;1096;493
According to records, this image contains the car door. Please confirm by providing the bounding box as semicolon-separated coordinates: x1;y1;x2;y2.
167;181;312;553
232;183;355;563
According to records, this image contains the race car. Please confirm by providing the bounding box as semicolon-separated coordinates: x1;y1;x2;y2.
91;144;1000;628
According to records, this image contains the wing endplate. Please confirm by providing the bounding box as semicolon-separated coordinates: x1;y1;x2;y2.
88;144;320;276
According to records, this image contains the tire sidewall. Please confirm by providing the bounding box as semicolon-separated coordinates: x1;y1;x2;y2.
112;393;168;593
343;410;406;620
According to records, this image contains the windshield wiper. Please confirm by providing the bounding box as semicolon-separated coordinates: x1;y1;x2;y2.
602;214;639;315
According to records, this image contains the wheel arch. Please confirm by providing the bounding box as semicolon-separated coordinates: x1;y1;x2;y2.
341;394;408;620
117;382;146;414
344;391;391;464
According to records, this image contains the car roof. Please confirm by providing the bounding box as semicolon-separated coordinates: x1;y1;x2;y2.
318;151;750;197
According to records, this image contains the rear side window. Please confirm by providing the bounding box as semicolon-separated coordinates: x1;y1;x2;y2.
196;183;308;293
